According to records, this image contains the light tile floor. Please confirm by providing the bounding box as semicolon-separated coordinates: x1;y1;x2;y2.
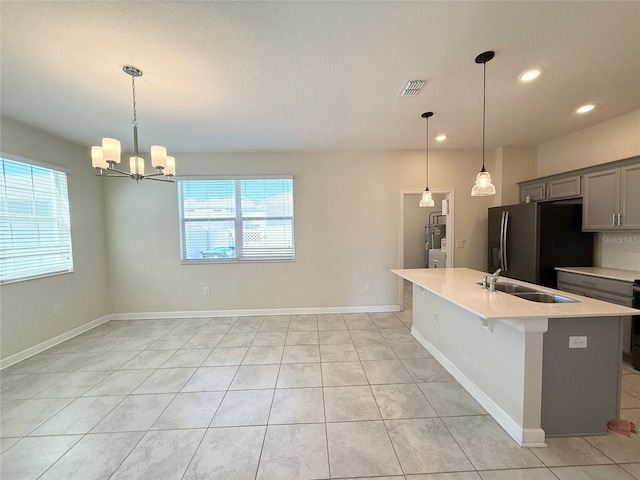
1;308;640;479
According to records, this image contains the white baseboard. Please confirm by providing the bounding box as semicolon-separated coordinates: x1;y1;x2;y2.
110;304;401;321
0;314;111;370
411;327;547;448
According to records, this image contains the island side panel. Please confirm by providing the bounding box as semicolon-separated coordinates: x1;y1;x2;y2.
541;316;622;436
411;284;546;445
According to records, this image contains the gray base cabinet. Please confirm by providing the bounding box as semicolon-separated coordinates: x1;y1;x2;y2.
542;316;621;436
557;271;634;355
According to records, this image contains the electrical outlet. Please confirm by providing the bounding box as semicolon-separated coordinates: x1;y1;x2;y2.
569;336;587;348
364;282;372;292
52;304;60;315
203;286;210;295
433;312;439;324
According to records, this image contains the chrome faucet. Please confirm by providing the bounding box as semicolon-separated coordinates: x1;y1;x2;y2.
489;268;501;292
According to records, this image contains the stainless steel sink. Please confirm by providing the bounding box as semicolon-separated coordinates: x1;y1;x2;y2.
476;281;538;293
493;282;538;294
512;292;577;303
477;281;577;303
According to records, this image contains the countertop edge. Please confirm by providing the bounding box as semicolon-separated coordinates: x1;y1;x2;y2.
393;267;639;320
555;267;640;283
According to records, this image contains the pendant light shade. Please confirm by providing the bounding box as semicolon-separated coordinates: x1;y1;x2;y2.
471;51;496;197
419;111;435;207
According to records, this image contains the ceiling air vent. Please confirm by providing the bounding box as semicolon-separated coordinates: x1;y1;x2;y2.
399;79;426;97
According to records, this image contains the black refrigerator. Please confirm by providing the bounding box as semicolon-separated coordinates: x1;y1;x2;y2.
488;203;593;288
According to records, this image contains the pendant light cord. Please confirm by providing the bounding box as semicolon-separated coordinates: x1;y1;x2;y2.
481;60;486;172
425;115;429;188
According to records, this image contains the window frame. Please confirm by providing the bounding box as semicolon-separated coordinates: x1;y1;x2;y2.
177;175;295;264
0;153;74;285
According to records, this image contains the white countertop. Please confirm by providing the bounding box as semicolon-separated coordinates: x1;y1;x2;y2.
555;266;640;283
392;267;639;320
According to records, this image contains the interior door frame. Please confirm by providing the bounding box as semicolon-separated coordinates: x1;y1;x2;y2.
398;190;455;309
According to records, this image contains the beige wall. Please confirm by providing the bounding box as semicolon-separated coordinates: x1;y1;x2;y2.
495;146;538;205
536;109;640;271
537;109;640;177
104;149;495;314
0;118;110;359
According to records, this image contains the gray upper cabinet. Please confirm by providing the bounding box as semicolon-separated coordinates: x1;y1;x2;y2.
519;175;581;203
621;163;640;230
546;175;581;200
519;182;546;203
582;168;620;230
583;164;640;231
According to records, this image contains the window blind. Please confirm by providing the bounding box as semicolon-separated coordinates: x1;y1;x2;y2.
179;177;294;262
0;157;73;283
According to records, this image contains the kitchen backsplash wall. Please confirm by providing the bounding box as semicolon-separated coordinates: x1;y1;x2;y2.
595;232;640;272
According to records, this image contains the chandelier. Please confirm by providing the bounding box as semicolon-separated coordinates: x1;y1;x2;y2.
91;66;175;182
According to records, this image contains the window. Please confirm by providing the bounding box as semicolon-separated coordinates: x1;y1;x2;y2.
0;156;73;283
178;176;294;262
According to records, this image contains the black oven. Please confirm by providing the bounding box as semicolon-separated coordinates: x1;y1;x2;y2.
632;280;640;370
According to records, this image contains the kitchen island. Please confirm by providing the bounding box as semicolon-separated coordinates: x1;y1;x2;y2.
392;267;639;447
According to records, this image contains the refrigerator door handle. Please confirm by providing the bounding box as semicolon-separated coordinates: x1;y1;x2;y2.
499;211;506;270
503;211;509;271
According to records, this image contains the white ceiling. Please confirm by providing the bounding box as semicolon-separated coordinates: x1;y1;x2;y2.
1;1;639;153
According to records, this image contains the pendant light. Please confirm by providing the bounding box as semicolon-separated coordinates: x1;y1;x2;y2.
419;111;435;207
471;51;496;197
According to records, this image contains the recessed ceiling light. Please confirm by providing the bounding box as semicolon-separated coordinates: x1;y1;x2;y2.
576;104;596;114
435;135;447;142
519;69;542;82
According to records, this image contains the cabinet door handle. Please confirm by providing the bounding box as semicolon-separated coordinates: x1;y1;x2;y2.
613;213;616;226
618;213;621;226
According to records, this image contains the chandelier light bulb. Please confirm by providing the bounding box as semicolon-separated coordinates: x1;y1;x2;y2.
101;138;121;164
91;146;108;169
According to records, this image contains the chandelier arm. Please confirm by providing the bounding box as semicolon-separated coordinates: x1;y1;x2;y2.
95;172;130;178
104;165;133;176
144;176;175;183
